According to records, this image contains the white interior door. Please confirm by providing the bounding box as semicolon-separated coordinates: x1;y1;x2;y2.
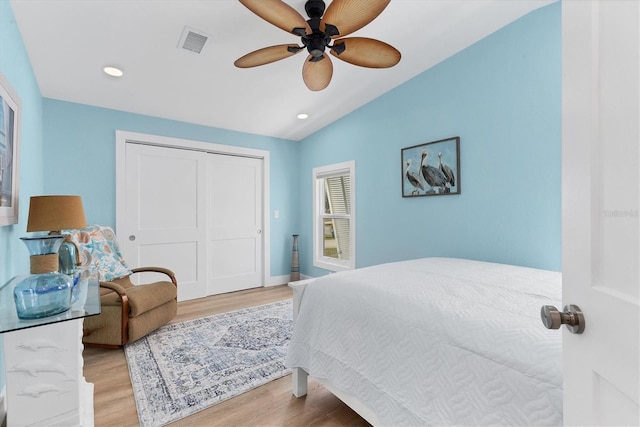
562;1;639;425
124;143;208;301
207;154;263;295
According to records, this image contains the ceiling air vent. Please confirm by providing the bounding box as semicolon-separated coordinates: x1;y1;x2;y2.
178;27;211;54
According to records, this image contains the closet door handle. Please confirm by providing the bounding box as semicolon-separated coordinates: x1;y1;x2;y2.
257;229;262;235
129;235;136;241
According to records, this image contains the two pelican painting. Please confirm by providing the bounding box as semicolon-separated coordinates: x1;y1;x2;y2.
401;136;460;197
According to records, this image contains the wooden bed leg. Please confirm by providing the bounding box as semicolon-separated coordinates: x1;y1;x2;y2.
292;367;308;397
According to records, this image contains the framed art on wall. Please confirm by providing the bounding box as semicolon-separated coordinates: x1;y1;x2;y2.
0;72;21;225
401;136;460;197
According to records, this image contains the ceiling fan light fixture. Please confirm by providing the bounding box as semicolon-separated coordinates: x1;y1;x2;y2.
103;66;124;77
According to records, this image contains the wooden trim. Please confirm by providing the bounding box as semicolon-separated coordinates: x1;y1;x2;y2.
99;281;130;346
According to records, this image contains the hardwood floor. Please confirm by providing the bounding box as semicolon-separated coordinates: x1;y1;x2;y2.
83;285;370;427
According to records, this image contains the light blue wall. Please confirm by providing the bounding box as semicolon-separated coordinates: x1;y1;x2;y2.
42;100;300;278
0;0;45;395
299;2;561;276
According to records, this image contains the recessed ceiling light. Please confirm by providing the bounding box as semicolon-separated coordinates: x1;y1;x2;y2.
297;113;309;120
103;66;124;77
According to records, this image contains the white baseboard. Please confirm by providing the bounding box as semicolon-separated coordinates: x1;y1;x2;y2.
264;274;289;287
265;274;313;287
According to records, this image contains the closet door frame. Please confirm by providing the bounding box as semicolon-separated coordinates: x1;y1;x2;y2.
115;130;271;292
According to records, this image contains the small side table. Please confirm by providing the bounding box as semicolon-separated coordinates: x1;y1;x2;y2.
0;276;100;426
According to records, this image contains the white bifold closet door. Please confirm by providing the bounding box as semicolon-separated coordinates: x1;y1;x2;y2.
124;143;263;301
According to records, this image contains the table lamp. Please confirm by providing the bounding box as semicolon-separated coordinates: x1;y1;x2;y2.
26;195;87;275
12;195;87;319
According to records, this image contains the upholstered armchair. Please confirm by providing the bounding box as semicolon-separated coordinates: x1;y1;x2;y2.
65;225;177;347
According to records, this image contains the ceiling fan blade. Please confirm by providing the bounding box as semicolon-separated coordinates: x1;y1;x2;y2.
330;37;401;68
239;0;311;35
302;54;333;91
320;0;390;38
234;44;303;68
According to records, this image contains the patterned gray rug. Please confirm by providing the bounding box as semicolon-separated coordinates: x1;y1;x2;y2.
124;299;293;427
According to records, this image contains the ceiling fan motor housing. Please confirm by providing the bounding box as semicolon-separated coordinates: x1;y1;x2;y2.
303;20;331;59
302;0;339;60
305;0;325;19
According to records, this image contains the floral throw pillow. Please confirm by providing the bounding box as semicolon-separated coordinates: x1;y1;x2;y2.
64;225;133;281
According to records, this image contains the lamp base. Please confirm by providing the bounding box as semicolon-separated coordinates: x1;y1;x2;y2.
12;235;73;319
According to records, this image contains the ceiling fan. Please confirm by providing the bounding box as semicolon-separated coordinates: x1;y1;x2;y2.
234;0;401;91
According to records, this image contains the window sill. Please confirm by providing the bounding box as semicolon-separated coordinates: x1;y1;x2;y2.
313;258;354;272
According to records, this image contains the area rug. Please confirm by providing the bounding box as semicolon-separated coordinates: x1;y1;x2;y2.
124;299;293;427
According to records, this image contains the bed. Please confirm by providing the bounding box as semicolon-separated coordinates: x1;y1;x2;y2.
285;257;563;426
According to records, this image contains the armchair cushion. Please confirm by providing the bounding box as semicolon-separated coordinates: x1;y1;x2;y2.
98;279;177;317
124;281;177;317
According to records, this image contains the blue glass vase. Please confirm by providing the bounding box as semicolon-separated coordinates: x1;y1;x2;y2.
12;235;73;319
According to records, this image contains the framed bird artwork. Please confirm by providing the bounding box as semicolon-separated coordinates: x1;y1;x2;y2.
401;136;460;197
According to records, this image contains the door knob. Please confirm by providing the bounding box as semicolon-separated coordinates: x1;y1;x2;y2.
129;235;136;241
541;304;585;334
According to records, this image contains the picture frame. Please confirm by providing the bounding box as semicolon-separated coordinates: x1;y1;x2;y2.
401;136;460;197
0;72;21;226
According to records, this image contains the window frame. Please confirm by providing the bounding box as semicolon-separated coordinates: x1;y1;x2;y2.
312;160;356;272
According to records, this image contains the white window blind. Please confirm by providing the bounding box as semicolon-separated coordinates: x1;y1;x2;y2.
313;161;356;271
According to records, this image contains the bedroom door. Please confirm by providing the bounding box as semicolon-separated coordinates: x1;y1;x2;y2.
562;1;639;425
206;154;263;295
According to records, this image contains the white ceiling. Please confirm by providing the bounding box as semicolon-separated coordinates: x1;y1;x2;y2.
10;0;555;141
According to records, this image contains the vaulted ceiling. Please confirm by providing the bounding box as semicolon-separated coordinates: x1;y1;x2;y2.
10;0;555;141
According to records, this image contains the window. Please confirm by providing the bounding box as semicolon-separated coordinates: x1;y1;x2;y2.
313;161;356;271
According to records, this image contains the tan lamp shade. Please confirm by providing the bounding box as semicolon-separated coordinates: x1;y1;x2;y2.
26;195;87;233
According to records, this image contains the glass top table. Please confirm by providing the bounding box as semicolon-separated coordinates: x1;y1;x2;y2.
0;273;101;334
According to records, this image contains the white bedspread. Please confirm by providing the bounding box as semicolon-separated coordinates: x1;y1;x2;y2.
285;257;563;426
